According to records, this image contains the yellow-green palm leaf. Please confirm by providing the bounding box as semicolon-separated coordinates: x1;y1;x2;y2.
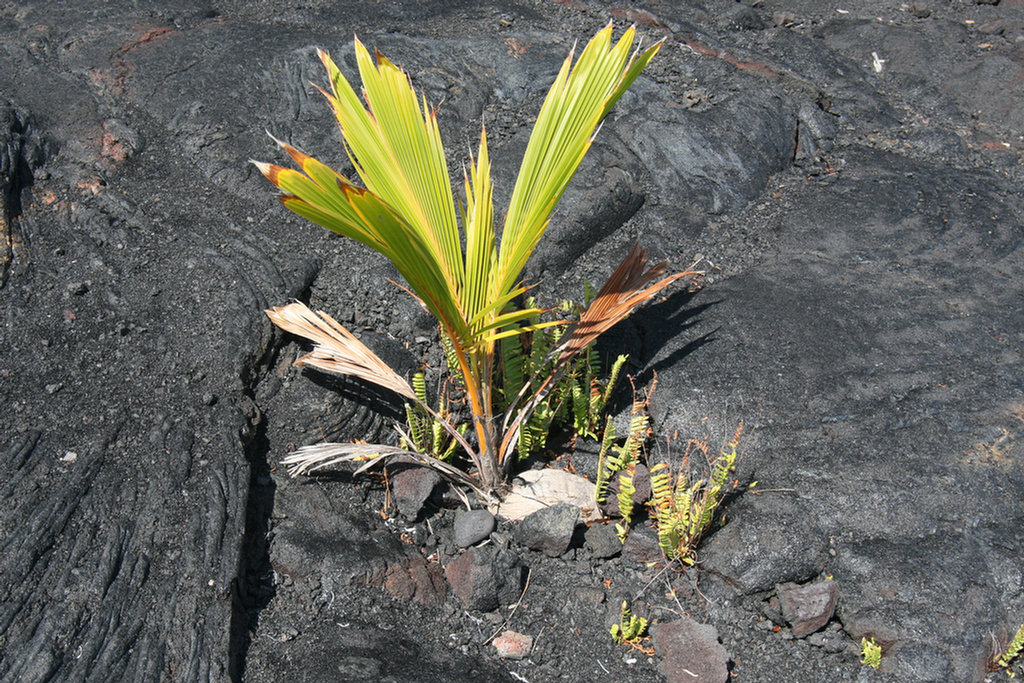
257;24;660;355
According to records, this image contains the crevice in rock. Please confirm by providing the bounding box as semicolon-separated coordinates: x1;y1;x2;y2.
226;263;318;681
0;102;47;288
228;413;276;683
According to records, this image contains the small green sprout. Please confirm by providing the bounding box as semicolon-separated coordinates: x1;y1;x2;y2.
861;636;882;670
610;600;648;646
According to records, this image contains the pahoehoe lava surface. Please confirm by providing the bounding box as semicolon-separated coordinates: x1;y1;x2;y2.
1;1;1022;682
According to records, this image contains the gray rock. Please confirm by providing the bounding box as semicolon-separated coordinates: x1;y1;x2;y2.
910;2;931;18
806;624;848;654
516;503;579;557
631;462;652;505
453;509;496;548
727;6;766;31
573;586;606;605
652;617;730;683
444;546;522;612
776;580;839;638
833;535;1000;682
597;465;651;517
584;523;622;560
772;11;799;27
698;497;828;593
621;524;662;565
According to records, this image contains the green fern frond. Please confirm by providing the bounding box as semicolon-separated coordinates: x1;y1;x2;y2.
711;439;738;489
861;637;882;669
617;463;636;525
999;623;1024;669
499;333;525;410
646;424;743;564
430;413;445;454
594;415;617;504
617;411;649;464
403;402;424;451
571;381;590;437
601;354;628;409
439;335;462;390
610;600;648;645
411;372;428;404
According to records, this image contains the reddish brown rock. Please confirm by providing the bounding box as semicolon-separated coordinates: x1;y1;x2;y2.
652;617;730;683
383;556;448;607
492;630;532;659
388;463;442;519
444;546;522;611
776;580;839;638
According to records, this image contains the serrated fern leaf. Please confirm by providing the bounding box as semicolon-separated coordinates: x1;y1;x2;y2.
610;600;648;645
617;463;636;525
499;332;525;410
572;381;590;437
404;402;424;451
602;354;628;408
594;415;617;504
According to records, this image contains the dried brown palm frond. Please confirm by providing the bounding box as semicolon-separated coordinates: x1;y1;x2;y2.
559;244;703;364
280;441;487;505
266;302;416;400
267;301;485;482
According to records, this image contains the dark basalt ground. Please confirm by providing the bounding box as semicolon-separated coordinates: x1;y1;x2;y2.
1;1;1023;682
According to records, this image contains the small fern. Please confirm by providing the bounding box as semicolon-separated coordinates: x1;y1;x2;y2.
593;378;654;527
617;463;637;526
594;415;618;503
440;334;463;391
860;637;882;670
400;372;467;461
610;600;648;645
998;622;1024;670
646;422;743;564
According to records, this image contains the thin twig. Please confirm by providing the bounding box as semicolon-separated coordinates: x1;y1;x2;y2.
484;568;533;645
635;558;675;601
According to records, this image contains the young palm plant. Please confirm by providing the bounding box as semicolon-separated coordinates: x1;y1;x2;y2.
256;24;700;499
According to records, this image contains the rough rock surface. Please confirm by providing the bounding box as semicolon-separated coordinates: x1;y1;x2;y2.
515;503;580;557
584;522;622;560
492;630;534;660
651;617;730;683
1;1;1023;683
444;546;523;612
387;461;443;520
383;556;448;608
